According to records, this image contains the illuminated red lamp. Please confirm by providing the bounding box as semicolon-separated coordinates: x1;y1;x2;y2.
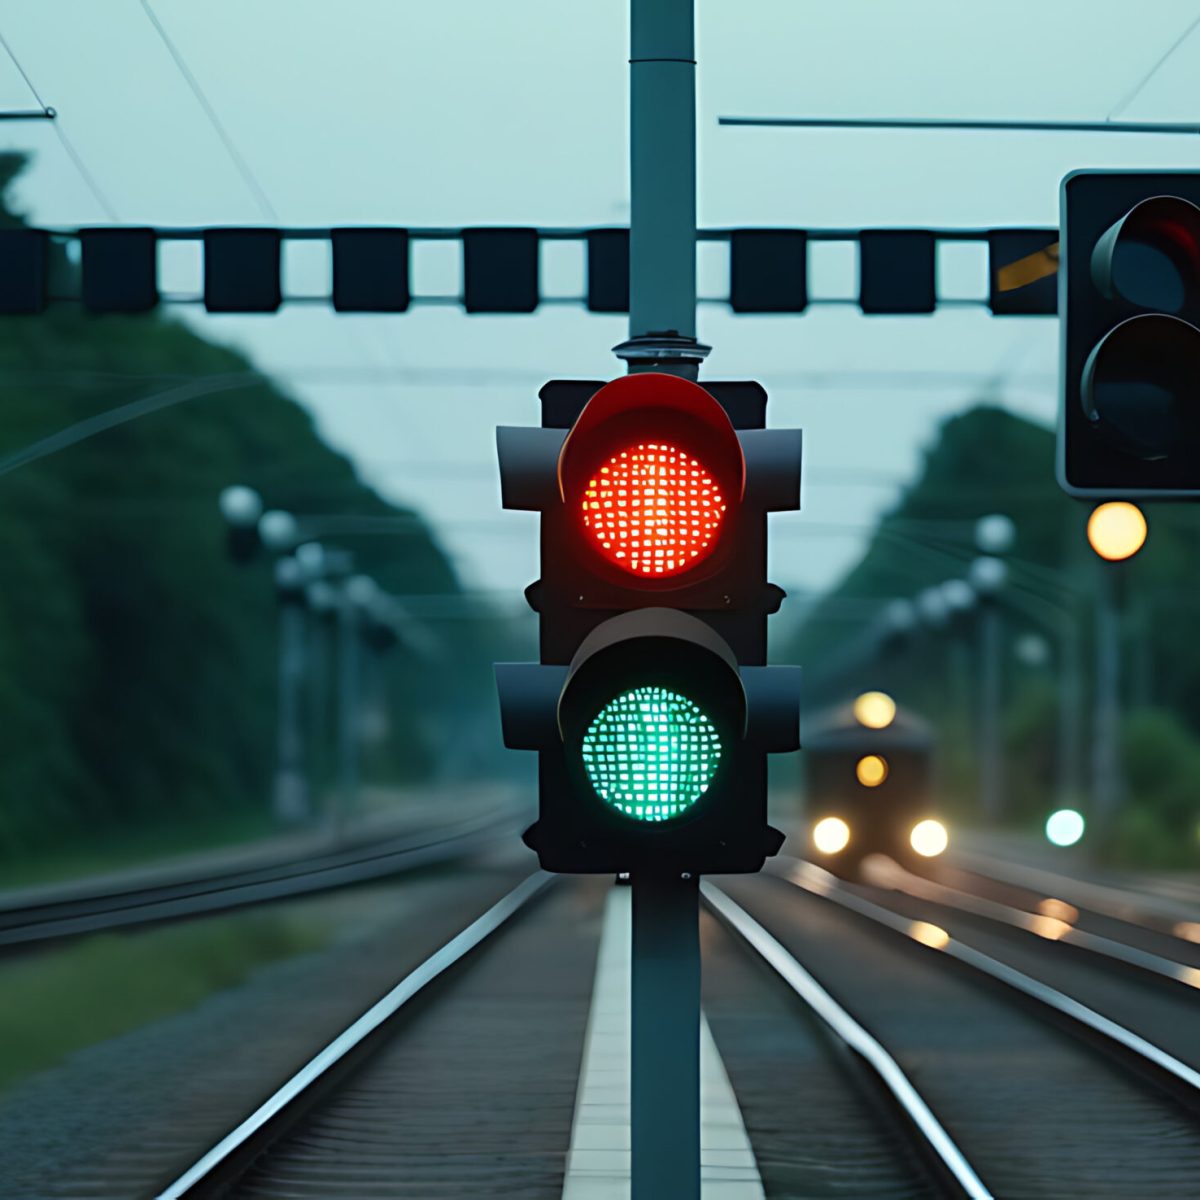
582;441;725;577
558;373;745;589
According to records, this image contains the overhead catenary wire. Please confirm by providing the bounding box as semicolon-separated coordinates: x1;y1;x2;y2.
1107;12;1200;120
0;29;51;112
0;374;256;479
719;115;1200;136
139;0;278;222
0;29;118;219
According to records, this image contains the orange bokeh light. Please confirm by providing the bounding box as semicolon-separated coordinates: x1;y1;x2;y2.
1087;502;1147;562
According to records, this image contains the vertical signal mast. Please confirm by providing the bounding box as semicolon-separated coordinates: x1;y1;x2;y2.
495;2;801;1197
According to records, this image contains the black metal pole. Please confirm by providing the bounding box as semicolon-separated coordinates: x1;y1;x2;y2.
631;872;700;1200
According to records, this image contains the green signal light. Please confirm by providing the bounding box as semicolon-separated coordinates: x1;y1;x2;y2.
581;685;722;822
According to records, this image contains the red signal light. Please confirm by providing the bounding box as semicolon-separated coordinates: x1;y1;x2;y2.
581;440;726;577
557;372;746;591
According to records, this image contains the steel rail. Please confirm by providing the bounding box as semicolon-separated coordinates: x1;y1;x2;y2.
858;855;1200;990
776;861;1200;1104
949;848;1199;935
156;869;554;1198
702;880;994;1200
0;811;517;948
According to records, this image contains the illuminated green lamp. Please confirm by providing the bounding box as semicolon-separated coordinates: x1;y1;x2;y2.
581;685;721;822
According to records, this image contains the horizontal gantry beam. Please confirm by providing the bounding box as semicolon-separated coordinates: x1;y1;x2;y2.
0;225;1059;317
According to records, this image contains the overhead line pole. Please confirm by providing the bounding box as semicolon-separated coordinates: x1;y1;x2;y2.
1092;564;1125;841
623;2;703;1198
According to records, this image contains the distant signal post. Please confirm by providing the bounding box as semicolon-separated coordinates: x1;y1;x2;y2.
1059;170;1200;497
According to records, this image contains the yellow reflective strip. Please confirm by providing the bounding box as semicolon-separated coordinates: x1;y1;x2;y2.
995;241;1060;292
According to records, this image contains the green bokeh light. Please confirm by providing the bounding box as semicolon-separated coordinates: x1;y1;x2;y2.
581;685;721;822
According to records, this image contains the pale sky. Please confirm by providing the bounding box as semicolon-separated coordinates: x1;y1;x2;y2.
3;0;1200;643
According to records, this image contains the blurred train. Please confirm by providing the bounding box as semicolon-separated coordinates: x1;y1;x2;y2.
803;691;949;879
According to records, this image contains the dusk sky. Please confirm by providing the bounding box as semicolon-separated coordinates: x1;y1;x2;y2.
4;1;1200;639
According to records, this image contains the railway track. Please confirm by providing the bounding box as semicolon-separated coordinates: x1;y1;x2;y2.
13;843;1200;1198
940;848;1200;947
165;872;970;1200
0;808;517;948
713;867;1200;1197
864;853;1200;989
126;861;1200;1199
139;870;613;1200
704;881;993;1198
157;871;563;1198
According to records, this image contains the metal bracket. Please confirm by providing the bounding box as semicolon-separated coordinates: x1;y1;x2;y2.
742;665;802;750
740;428;804;511
495;662;568;749
496;426;566;510
611;332;712;369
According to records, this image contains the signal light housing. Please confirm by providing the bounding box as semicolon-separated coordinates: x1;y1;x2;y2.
1059;171;1200;496
498;609;796;874
1090;195;1200;311
497;374;801;665
495;375;803;876
560;372;744;588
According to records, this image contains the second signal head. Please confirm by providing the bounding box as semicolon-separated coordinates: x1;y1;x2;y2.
1059;171;1200;494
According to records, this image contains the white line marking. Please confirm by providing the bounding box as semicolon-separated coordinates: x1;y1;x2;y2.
562;885;764;1200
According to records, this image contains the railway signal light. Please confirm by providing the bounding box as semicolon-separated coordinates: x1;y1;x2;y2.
1086;500;1147;562
1045;808;1085;847
496;373;802;875
1059;170;1200;496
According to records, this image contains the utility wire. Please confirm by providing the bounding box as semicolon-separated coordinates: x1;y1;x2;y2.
0;29;49;111
1108;12;1200;120
0;30;118;219
139;0;278;222
720;115;1200;135
50;124;119;221
0;375;254;478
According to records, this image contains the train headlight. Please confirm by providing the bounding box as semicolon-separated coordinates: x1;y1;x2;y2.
813;816;851;855
910;819;948;858
853;691;896;730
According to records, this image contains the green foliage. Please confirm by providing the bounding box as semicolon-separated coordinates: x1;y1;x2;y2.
1110;708;1200;867
793;401;1071;667
1002;681;1060;823
0;907;331;1095
0;154;488;866
791;398;1200;865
